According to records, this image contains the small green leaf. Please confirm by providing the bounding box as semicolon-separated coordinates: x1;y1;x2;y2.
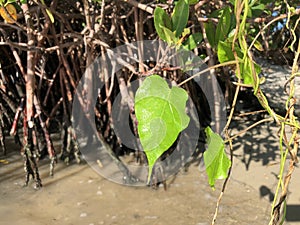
181;27;190;37
290;7;296;14
240;59;253;85
154;7;173;42
216;6;231;43
227;28;236;38
253;40;264;51
161;26;178;44
240;57;261;86
183;32;203;50
171;0;189;37
135;75;190;182
210;8;223;18
205;21;216;48
217;41;234;63
204;127;231;189
217;41;243;63
249;3;265;17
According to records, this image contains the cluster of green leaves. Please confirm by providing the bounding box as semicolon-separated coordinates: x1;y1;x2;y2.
154;0;202;50
135;0;232;187
206;5;264;86
136;0;299;189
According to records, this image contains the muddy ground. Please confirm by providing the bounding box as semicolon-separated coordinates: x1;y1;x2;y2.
1;114;300;225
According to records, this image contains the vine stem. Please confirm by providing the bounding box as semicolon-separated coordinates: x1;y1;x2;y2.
122;0;154;14
226;117;274;143
269;33;300;225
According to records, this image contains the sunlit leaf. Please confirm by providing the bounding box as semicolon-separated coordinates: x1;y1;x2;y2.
253;40;264;51
161;26;178;44
217;41;260;86
135;75;190;182
0;3;17;24
217;41;242;63
240;57;261;86
181;27;190;37
204;127;231;189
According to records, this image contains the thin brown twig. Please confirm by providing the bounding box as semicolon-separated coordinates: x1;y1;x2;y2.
122;0;154;14
178;60;238;87
227;117;274;143
236;109;267;117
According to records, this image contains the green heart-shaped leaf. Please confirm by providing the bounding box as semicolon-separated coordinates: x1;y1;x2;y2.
135;75;190;182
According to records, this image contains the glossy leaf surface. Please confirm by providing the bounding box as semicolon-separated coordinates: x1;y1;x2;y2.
135;75;190;182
